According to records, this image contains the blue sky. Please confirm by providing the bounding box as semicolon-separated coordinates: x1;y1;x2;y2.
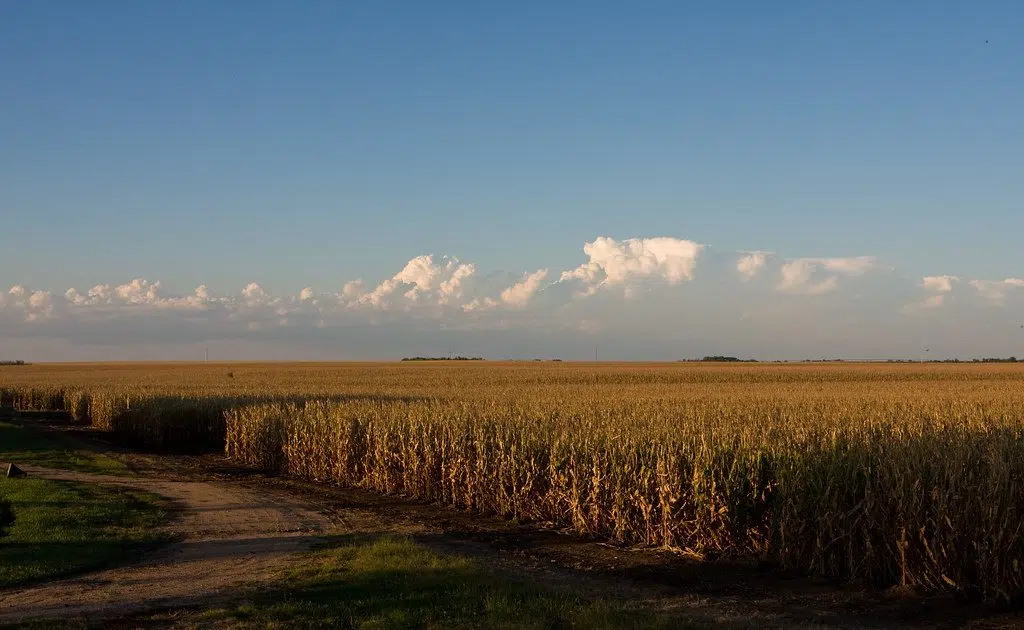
1;2;1022;360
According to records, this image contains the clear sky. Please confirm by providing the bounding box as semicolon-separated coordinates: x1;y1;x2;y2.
1;2;1022;360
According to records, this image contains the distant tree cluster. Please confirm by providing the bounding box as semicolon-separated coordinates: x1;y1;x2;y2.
0;360;27;366
679;356;757;363
401;356;485;362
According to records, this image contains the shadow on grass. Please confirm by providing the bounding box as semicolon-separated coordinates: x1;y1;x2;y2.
0;420;131;476
408;527;1023;630
186;533;693;629
0;498;12;536
0;476;167;588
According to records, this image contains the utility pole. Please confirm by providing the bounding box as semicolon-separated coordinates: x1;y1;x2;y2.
205;347;209;363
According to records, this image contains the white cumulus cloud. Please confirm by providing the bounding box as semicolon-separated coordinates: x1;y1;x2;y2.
500;269;550;308
560;237;704;295
911;275;961;309
362;255;475;309
2;235;1021;358
2;286;57;321
737;252;769;280
778;257;876;295
970;278;1024;304
921;275;959;293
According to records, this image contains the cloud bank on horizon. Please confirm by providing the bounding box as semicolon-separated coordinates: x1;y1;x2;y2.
2;236;1022;360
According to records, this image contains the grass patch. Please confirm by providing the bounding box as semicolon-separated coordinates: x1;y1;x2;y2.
193;535;682;629
0;476;166;588
0;420;130;476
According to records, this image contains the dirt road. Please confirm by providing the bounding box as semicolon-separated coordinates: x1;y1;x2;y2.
0;466;334;625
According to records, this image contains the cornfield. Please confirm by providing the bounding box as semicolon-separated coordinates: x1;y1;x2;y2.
3;361;1024;600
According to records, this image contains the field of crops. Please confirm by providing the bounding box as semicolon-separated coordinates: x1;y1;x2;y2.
3;361;1024;601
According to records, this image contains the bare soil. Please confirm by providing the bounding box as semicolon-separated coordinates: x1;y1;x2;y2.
1;418;1022;628
0;466;333;625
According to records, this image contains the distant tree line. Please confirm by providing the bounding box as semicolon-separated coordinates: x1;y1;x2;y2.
401;356;485;362
906;357;1019;364
679;356;758;363
0;360;27;366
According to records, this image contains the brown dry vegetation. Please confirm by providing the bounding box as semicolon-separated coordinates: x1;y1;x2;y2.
3;361;1024;602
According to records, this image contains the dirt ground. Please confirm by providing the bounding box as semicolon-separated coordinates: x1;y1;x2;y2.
1;421;1023;629
0;466;333;625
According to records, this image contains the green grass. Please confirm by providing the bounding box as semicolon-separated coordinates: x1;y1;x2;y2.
0;420;130;476
191;535;683;629
0;476;166;588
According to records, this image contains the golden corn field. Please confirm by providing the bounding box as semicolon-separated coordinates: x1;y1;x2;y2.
3;361;1024;601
